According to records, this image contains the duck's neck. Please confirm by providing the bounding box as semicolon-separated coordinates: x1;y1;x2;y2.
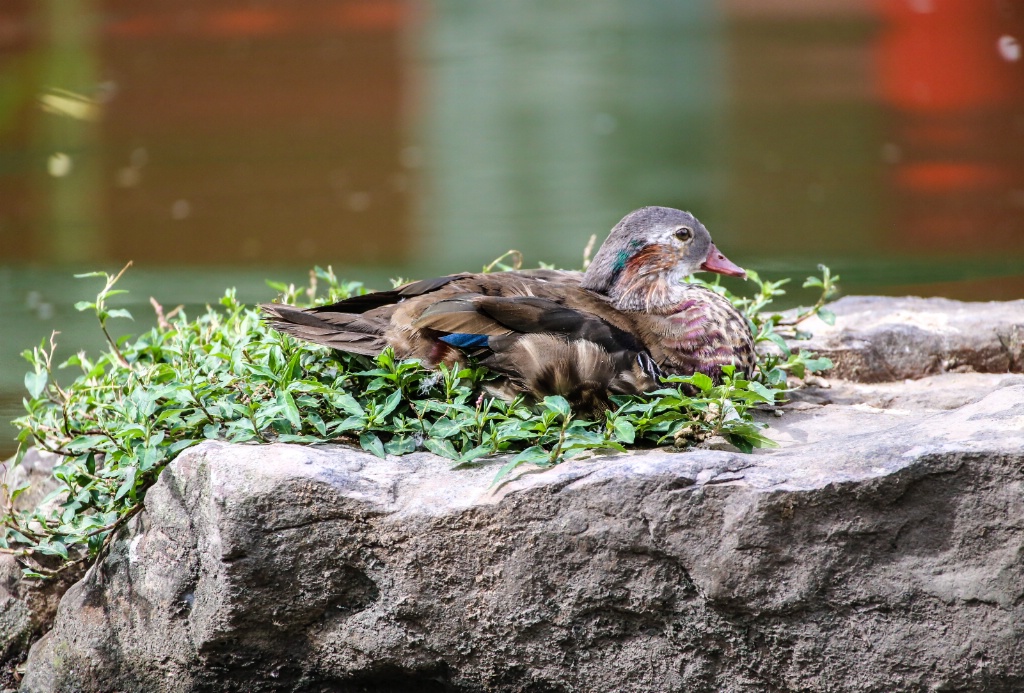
581;242;692;314
606;273;688;314
610;276;692;311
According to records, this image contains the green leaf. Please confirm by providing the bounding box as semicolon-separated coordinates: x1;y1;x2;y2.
725;428;778;452
542;396;571;419
455;445;491;465
765;368;788;387
245;363;280;382
376;390;403;419
278;390;302;430
424;437;458;460
612;418;636;444
803;356;833;373
166;439;199;455
687;372;714;392
385;435;419;455
282;350;303;383
67;435;109;453
789;360;806;379
9;482;30;504
331;416;367;434
37;540;69;559
492;446;550;485
429;418;463;439
764;332;790;354
114;466;138;501
139;446;164;472
106;308;134;321
306;412;327;437
359;432;386;458
276;434;322;443
24;370;48;399
817;308;836;326
332;392;365;417
5;528;32;545
746;381;778;404
73;301;95;312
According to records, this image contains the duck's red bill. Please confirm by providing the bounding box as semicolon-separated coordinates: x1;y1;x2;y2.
700;244;747;278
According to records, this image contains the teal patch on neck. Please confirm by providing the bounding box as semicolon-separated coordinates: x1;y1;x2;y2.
612;241;644;275
612;250;629;273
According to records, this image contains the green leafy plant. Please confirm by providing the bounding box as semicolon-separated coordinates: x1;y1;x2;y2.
1;263;836;576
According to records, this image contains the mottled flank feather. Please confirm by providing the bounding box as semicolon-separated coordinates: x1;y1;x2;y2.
260;207;755;414
640;284;755;381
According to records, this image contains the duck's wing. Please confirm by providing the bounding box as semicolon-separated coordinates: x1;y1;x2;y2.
304;269;580;316
260;274;475;355
413;293;661;399
261;270;661;408
413;293;638;350
308;274;470;315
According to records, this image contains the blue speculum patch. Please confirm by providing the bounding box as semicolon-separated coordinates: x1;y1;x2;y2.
439;333;491;348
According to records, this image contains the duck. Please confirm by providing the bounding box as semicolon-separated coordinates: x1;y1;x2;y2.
261;206;755;413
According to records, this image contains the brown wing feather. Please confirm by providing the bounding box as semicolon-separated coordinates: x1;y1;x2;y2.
309;274;469;315
411;298;513;337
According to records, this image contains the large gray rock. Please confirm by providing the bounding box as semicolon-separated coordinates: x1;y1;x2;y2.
20;371;1024;692
790;295;1024;381
0;450;83;689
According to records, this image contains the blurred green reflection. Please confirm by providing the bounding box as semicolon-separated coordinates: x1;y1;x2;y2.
1;0;1022;456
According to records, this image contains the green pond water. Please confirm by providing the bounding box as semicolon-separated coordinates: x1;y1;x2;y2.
2;1;1023;457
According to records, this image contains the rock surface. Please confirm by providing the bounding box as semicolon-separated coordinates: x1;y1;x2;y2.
0;450;83;689
19;369;1024;692
13;295;1024;692
790;295;1024;381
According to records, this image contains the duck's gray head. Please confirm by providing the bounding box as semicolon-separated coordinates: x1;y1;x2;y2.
581;207;745;307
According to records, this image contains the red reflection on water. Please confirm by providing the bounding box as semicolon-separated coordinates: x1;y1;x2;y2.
878;0;1016;110
895;162;1008;192
97;0;412;266
204;9;285;37
328;1;408;31
875;0;1024;252
105;2;408;40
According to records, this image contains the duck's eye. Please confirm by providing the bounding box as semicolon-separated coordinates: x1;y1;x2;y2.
674;227;692;241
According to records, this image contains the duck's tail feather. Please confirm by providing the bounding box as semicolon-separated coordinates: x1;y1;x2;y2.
260;303;387;356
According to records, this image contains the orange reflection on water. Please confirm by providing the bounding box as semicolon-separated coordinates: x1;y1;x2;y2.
105;2;408;40
876;0;1024;252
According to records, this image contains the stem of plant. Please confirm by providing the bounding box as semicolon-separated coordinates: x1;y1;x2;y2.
549;414;571;464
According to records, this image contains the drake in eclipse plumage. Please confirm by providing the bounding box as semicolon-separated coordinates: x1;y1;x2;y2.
262;206;755;413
